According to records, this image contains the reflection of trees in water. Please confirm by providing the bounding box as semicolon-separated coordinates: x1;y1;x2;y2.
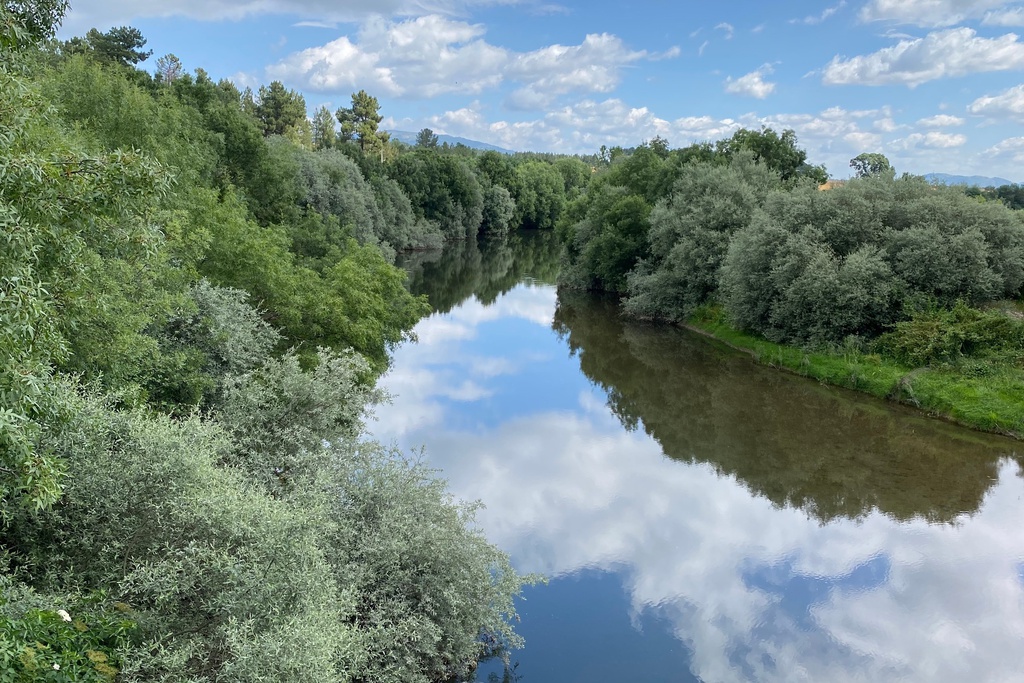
552;289;1021;524
398;229;561;315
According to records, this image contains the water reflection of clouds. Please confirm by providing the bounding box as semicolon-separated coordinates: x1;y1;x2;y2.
371;286;1024;682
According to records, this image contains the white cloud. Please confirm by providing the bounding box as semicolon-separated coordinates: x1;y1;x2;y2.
791;1;847;25
860;0;1014;27
268;15;508;97
892;131;968;149
715;22;735;39
268;17;671;108
822;28;1024;87
968;83;1024;118
874;116;902;131
845;130;885;149
724;64;777;99
917;114;966;125
983;135;1024;160
505;33;654;108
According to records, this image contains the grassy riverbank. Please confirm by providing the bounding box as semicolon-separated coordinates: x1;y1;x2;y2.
686;306;1024;440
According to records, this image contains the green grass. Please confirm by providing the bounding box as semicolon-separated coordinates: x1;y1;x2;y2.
686;307;1024;439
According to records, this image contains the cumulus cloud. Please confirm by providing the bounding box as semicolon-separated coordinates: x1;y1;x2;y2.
505;33;656;109
874;116;902;131
892;131;968;149
984;135;1024;161
267;16;673;107
822;28;1024;87
917;114;966;125
724;65;777;99
267;15;507;97
968;83;1024;118
860;0;1014;27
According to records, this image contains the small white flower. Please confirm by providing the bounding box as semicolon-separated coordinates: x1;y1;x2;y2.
57;609;71;622
53;664;60;670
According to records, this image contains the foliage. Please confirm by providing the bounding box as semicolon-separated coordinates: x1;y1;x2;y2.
255;80;307;139
512;161;565;230
416;127;439;148
875;302;1024;367
716;127;827;184
337;90;390;159
0;26;170;510
720;175;1024;345
480;185;517;236
311;105;337;151
565;188;652;292
0;579;136;683
61;26;152;67
625;154;779;319
850;152;893;179
0;16;557;682
390;152;485;240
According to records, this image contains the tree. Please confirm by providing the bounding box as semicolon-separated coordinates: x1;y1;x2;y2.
416;127;439;148
255;80;307;137
718;127;827;184
155;52;182;83
850;152;893;178
336;89;390;159
63;26;153;67
2;0;68;43
311;105;336;150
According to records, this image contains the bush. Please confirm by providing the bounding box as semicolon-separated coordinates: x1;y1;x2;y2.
875;302;1024;367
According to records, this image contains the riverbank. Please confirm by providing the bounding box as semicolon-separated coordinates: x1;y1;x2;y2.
685;306;1024;440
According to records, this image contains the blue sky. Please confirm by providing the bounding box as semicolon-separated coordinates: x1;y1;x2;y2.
58;0;1024;179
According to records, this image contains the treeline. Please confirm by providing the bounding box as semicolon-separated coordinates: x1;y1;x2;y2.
559;131;1024;380
1;5;528;682
964;183;1024;210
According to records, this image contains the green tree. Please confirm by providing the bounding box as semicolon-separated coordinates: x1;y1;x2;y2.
850;152;893;178
311;104;336;150
337;89;390;159
718;127;827;184
480;185;516;236
416;127;439;148
255;80;307;137
2;0;67;43
1;6;173;510
63;26;153;67
513;161;566;230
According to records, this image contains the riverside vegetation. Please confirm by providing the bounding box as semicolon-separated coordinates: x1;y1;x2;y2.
0;3;601;680
558;132;1024;437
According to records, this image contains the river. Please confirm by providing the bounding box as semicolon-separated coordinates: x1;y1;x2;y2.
374;230;1024;683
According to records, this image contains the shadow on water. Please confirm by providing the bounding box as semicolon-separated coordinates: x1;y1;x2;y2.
398;229;561;315
552;289;1021;524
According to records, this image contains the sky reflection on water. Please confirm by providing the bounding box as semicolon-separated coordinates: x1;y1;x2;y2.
370;279;1024;683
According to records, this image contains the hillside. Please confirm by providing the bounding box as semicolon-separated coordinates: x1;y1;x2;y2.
389;129;516;153
924;172;1016;187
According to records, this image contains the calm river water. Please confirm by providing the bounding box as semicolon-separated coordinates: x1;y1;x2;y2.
376;230;1024;683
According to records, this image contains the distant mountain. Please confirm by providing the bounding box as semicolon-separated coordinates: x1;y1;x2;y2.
388;130;516;154
924;173;1016;187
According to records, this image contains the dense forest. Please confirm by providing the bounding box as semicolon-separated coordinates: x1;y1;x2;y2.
0;2;607;679
558;126;1024;434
